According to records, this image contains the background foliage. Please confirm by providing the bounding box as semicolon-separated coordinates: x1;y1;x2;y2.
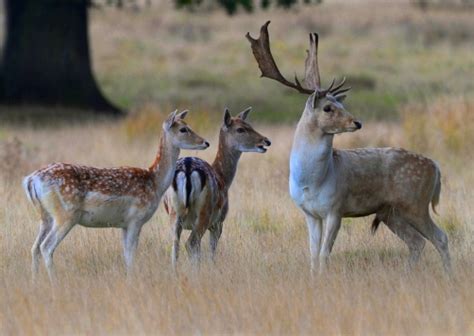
82;1;474;122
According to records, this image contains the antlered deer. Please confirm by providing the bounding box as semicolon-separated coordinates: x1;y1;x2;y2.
164;107;271;269
247;22;451;274
23;110;209;280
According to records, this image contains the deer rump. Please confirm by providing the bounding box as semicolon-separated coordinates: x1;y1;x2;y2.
168;157;222;231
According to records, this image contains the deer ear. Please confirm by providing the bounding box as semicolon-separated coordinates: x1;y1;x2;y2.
237;107;252;121
223;108;232;128
334;94;346;102
164;109;178;130
176;109;189;120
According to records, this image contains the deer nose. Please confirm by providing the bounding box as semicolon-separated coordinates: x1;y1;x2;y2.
204;141;210;148
264;139;271;146
354;121;362;129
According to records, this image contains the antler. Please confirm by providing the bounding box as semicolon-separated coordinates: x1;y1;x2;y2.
303;32;321;91
246;21;350;98
246;21;313;94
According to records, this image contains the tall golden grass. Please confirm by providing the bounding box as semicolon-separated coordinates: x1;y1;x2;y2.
0;96;473;334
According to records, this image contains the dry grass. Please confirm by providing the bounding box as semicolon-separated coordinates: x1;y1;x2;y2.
1;97;473;335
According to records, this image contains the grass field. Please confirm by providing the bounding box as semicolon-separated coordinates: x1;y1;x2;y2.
1;97;473;334
89;1;474;121
1;1;474;335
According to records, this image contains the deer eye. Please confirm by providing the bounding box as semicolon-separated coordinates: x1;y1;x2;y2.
323;105;332;113
179;127;188;133
236;128;245;133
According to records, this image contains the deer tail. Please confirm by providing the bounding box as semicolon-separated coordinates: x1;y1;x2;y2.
175;171;188;210
22;173;41;209
431;162;442;215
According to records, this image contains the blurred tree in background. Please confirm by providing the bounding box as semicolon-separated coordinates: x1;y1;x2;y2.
0;0;321;116
0;0;120;115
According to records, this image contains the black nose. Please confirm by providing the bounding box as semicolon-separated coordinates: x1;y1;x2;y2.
264;139;271;146
204;141;210;147
354;121;362;129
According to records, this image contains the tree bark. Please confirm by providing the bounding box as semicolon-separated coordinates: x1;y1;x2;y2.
0;0;122;114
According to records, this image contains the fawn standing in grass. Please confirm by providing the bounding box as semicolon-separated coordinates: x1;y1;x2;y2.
247;22;451;274
23;110;209;280
164;107;271;269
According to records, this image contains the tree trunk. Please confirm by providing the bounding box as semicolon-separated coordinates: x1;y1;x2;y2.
0;0;122;115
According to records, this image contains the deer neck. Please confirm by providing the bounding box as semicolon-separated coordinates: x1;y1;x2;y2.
212;132;242;190
149;133;180;195
290;115;335;188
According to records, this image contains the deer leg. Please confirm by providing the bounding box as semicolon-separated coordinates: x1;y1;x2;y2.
424;217;452;273
185;230;201;264
31;214;53;277
185;211;210;265
185;229;204;264
209;223;223;262
172;216;183;272
304;212;322;277
319;214;342;272
405;213;452;274
122;227;128;264
122;223;142;274
40;218;75;282
385;215;426;269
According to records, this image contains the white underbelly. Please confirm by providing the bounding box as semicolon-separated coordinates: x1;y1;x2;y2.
78;193;139;228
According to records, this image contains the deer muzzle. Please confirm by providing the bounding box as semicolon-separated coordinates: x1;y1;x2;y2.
256;138;271;153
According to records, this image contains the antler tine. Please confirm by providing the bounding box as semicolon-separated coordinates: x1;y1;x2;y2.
326;78;336;92
330;77;346;93
304;32;321;91
326;77;352;97
331;86;352;96
295;74;303;88
317;78;336;97
246;21;314;95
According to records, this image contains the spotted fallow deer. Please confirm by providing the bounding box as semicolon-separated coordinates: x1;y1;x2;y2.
163;107;271;269
247;22;451;274
23;110;209;280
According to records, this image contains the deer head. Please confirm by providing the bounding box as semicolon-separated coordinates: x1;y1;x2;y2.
164;110;210;150
304;93;362;134
246;21;362;134
221;107;271;153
